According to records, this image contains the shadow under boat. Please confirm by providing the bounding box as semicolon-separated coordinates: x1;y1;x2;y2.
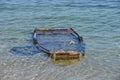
10;46;42;56
10;45;84;66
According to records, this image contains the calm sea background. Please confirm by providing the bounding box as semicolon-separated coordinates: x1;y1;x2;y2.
0;0;120;80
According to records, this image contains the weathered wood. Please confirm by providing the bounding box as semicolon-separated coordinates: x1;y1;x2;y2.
51;50;83;60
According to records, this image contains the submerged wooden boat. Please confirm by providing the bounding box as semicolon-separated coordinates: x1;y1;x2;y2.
33;28;85;60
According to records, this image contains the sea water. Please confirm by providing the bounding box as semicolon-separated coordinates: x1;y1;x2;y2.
0;0;120;80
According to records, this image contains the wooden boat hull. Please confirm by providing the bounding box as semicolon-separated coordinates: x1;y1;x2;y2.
33;28;85;60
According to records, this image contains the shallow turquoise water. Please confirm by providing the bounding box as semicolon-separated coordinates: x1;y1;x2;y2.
0;0;120;80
